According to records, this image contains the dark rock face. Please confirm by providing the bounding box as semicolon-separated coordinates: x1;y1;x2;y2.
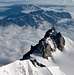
20;45;34;60
21;38;47;60
54;32;65;51
21;27;65;60
44;27;65;51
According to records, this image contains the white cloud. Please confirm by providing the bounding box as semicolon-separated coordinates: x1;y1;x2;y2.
0;24;48;65
23;0;73;5
0;0;73;5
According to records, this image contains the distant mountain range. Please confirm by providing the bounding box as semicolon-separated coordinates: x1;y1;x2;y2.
0;4;72;27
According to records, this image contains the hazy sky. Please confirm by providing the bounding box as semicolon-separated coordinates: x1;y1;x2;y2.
0;0;74;5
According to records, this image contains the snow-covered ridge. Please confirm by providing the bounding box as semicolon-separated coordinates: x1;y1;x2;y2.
0;58;65;75
0;37;74;75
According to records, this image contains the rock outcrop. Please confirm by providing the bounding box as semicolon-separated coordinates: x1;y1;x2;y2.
21;27;65;61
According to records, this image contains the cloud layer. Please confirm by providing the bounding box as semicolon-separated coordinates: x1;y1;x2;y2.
0;23;50;65
0;0;73;5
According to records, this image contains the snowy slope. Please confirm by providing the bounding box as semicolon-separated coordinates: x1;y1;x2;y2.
0;59;65;75
0;37;74;75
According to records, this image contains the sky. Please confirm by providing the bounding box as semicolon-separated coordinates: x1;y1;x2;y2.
0;0;74;5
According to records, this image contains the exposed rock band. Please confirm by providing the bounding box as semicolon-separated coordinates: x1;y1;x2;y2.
21;27;65;67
